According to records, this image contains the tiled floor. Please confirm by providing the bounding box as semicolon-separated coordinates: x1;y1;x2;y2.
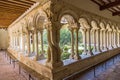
0;51;27;80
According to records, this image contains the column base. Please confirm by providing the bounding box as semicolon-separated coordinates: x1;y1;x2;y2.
46;61;63;69
69;53;74;59
87;50;93;55
74;54;81;60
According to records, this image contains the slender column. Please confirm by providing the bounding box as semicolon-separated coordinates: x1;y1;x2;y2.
96;29;101;52
82;29;87;54
87;28;93;55
74;28;81;60
22;34;25;52
32;31;35;52
117;32;120;47
35;30;39;60
27;32;30;55
115;32;118;47
101;30;104;50
104;30;107;50
112;31;114;48
107;31;109;49
93;30;97;52
69;29;75;59
109;31;112;48
40;31;44;53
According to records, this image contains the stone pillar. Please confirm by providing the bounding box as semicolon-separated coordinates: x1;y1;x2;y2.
34;30;39;60
96;29;101;52
115;32;118;47
118;33;120;47
109;31;113;48
100;30;104;50
87;28;93;55
112;31;114;48
93;30;97;52
107;31;109;49
40;31;44;53
46;22;63;68
104;30;107;50
82;29;87;54
32;31;35;52
22;34;25;52
74;28;81;60
27;32;30;55
69;29;75;59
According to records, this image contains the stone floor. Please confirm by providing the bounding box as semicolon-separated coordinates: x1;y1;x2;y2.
0;51;27;80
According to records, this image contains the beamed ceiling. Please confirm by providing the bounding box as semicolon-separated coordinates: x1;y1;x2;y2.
91;0;120;16
0;0;36;28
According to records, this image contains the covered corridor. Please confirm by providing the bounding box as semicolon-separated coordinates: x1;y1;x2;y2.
0;0;120;80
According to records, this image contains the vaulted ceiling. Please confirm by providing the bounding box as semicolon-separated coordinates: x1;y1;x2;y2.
91;0;120;16
0;0;36;28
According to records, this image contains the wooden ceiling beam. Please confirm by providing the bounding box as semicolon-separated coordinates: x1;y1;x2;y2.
0;4;26;10
0;3;28;9
100;0;120;10
21;0;36;4
8;0;32;7
13;0;34;5
0;1;29;9
112;11;120;16
0;8;24;14
0;5;26;12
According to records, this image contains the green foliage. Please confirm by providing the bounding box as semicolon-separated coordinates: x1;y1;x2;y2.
43;30;48;44
61;52;70;60
78;49;83;55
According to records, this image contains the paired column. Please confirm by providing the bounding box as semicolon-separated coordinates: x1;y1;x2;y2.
69;29;75;59
96;29;101;52
87;28;93;55
82;29;87;54
74;28;81;60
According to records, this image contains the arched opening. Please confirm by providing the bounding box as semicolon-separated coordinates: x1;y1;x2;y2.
60;15;81;60
33;11;48;60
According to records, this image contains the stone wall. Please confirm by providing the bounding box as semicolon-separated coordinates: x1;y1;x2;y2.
0;29;9;50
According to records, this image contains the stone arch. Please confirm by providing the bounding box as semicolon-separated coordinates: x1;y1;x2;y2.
79;18;90;29
91;20;99;29
99;22;105;30
33;10;48;30
58;9;79;25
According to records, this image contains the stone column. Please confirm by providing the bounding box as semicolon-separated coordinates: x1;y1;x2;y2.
118;33;120;47
100;30;104;50
104;30;107;50
112;31;114;48
27;32;30;55
32;31;35;52
22;34;25;53
34;30;39;60
109;31;113;48
40;31;44;53
93;30;97;52
69;29;75;59
82;29;87;54
115;32;118;47
107;31;109;49
87;28;93;55
96;29;101;52
74;28;81;60
46;21;63;68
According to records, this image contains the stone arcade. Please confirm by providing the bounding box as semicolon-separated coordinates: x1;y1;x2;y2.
1;0;120;80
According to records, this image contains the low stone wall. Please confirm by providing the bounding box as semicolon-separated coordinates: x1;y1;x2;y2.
53;48;120;80
7;48;120;80
7;48;51;80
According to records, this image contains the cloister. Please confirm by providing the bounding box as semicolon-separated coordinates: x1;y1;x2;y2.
1;0;120;80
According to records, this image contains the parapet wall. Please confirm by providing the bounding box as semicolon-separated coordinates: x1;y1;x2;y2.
7;48;120;80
